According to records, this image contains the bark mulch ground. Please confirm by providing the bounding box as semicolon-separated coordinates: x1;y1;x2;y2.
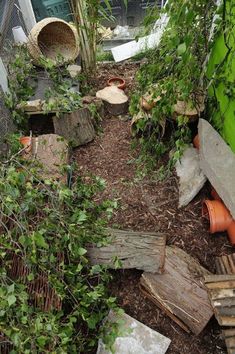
74;63;232;354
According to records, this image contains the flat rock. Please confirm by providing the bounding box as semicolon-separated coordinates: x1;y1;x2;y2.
97;311;171;354
176;146;206;207
199;119;235;218
96;86;128;105
31;134;69;181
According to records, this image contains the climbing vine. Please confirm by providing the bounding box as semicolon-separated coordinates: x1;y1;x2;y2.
130;0;216;170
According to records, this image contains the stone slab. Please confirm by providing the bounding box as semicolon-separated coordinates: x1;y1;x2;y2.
176;146;207;207
31;134;69;181
199;119;235;219
97;311;171;354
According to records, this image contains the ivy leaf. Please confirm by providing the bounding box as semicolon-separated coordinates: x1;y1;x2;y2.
33;232;48;249
77;248;87;256
8;295;16;306
177;42;186;55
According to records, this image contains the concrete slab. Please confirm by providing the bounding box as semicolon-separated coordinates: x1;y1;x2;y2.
199;119;235;219
176;146;207;207
97;311;171;354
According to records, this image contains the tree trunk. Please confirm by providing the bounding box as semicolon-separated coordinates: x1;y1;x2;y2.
87;228;166;273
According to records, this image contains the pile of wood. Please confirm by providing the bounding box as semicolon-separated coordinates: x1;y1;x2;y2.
205;254;235;354
87;228;214;335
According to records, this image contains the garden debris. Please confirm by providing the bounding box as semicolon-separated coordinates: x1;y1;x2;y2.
27;17;79;66
96;86;129;116
97;311;171;354
67;64;82;78
216;254;235;275
176;146;206;207
53;106;96;147
87;228;166;273
17;99;43;112
140;246;213;335
199;118;235;219
29;134;69;181
204;274;235;327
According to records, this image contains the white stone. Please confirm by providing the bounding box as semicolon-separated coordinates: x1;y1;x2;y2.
97;311;171;354
67;64;82;78
176;146;207;207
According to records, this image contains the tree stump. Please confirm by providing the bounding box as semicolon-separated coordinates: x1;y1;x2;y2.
53;107;95;147
87;228;166;273
140;246;213;335
96;86;129;116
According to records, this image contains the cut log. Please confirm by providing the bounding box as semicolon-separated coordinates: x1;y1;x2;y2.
53;107;96;147
140;246;213;335
216;254;235;275
87;228;166;273
96;86;128;116
173;96;205;121
204;275;235;326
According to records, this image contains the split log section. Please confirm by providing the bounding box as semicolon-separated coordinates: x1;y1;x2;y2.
87;228;166;274
140;246;213;335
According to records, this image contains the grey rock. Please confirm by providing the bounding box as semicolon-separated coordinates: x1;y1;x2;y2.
176;146;207;207
199;119;235;219
97;311;171;354
67;64;82;78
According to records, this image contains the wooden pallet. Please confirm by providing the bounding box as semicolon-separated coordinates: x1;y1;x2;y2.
216;254;235;275
204;275;235;327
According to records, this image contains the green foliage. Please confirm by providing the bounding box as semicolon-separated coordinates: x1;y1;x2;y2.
4;46;35;128
0;155;119;353
5;48;82;129
130;0;216;169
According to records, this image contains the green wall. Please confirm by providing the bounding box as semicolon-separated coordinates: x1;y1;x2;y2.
207;2;235;152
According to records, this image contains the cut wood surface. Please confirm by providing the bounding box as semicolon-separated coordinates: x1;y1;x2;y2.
96;86;129;116
204;275;235;326
140;246;213;335
216;254;235;275
87;228;166;273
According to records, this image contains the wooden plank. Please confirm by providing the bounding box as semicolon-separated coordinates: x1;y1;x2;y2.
204;274;235;327
224;329;235;354
140;246;212;335
216;254;235;275
87;228;166;273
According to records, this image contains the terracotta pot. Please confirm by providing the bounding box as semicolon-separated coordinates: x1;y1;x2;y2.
202;199;233;233
107;77;126;90
20;136;32;153
193;134;200;149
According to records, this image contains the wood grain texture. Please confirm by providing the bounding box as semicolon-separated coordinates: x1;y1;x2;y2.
204;275;235;326
87;228;166;273
140;246;213;335
223;329;235;354
216;254;235;275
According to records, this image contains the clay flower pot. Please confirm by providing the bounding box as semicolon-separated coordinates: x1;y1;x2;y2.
193;134;200;149
203;199;235;245
20;136;32;153
107;77;126;90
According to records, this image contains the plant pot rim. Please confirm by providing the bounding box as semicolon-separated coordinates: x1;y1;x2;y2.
107;77;126;90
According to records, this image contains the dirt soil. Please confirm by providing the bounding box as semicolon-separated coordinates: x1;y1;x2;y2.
74;62;232;354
